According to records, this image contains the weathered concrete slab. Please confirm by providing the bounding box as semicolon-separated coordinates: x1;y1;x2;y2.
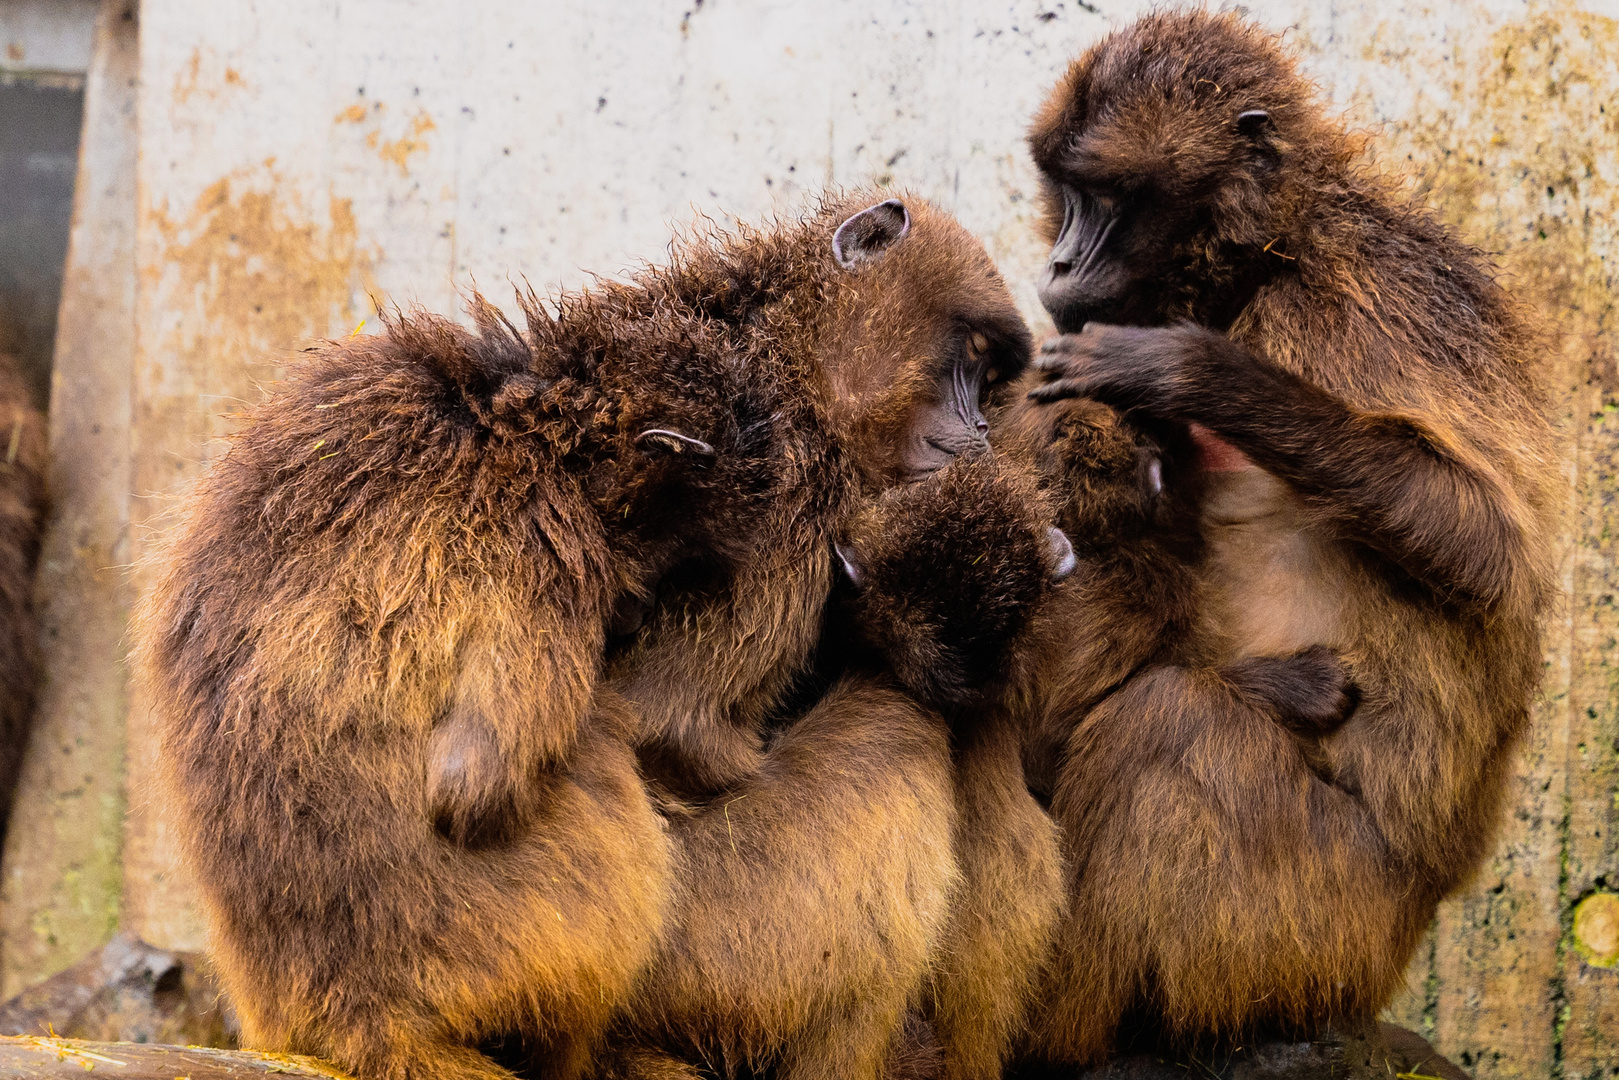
0;0;135;999
0;0;99;77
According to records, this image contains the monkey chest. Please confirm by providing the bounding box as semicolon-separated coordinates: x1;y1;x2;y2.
1198;468;1354;661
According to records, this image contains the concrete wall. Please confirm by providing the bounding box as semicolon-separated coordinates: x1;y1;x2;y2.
3;1;1614;1075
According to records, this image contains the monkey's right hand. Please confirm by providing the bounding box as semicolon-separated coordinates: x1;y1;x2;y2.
427;705;534;847
1223;645;1360;738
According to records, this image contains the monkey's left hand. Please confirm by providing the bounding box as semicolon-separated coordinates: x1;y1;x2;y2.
1028;323;1227;417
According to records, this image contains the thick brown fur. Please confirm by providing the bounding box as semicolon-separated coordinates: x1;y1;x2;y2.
134;191;1032;1080
0;353;45;842
801;447;1183;1080
1010;9;1557;1064
815;454;1075;1080
595;463;1058;1080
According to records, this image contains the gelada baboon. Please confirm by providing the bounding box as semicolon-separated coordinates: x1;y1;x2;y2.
1011;8;1556;1062
584;262;1041;1080
134;192;1032;1080
708;433;1169;1080
834;454;1076;1080
0;354;45;840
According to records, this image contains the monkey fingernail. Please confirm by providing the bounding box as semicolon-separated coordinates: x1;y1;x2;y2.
1029;381;1080;403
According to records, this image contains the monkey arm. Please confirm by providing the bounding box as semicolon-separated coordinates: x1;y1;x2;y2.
1031;323;1536;610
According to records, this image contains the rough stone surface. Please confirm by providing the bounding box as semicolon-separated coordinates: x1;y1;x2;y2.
0;931;233;1047
0;1035;345;1078
0;0;136;1002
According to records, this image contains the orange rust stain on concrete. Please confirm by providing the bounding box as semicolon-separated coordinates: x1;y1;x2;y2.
127;173;380;954
1385;7;1619;374
363;109;436;176
173;47;249;104
143;171;377;441
336;102;368;124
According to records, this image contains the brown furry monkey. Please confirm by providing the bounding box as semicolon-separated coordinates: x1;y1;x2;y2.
1008;8;1557;1064
836;456;1073;1080
135;191;1033;1080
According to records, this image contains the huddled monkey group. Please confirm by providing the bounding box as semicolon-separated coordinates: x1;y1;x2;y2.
134;9;1554;1080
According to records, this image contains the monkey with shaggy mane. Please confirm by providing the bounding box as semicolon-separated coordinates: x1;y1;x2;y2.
1006;7;1556;1066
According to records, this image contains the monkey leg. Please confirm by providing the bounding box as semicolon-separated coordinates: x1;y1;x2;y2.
199;698;672;1080
929;712;1065;1080
1031;662;1413;1065
624;676;958;1080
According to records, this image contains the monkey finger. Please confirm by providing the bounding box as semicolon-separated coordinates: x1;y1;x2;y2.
1036;336;1091;360
1027;378;1095;403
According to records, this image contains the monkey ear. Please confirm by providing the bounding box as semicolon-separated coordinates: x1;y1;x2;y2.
1236;110;1281;173
834;541;866;588
1236;109;1274;139
832;199;911;270
1045;526;1078;582
635;428;717;463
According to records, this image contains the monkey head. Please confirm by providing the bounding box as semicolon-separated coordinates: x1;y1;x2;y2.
805;195;1035;484
1026;10;1345;331
833;455;1074;714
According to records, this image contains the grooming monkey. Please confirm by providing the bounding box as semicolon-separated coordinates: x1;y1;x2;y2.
1006;9;1555;1063
137;193;1036;1080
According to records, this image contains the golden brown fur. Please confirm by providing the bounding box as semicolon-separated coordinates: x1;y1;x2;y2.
1009;9;1557;1064
0;353;45;841
809;455;1084;1080
784;445;1181;1080
134;191;1032;1080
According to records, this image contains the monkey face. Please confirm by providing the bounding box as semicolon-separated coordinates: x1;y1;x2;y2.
1034;183;1180;333
818;197;1034;484
897;325;1018;479
1027;11;1302;331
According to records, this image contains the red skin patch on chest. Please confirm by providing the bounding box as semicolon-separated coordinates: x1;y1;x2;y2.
1189;422;1255;472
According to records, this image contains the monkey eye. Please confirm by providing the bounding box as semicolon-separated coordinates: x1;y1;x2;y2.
968;331;991;357
985;366;1001;385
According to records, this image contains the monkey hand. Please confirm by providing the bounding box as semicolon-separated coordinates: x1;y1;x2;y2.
1223;645;1361;738
1028;323;1220;417
426;704;537;847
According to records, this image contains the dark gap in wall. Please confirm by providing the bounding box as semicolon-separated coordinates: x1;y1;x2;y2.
0;73;85;410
